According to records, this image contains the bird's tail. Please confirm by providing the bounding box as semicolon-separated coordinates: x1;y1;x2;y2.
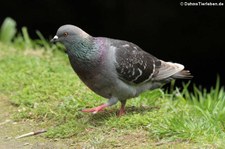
172;70;193;79
154;61;193;80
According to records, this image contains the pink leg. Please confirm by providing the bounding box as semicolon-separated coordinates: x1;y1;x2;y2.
82;103;108;114
117;101;126;116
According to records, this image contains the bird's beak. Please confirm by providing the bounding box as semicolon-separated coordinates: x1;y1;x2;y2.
50;35;59;43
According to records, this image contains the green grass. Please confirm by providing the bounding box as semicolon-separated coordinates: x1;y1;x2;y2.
0;17;16;44
1;18;225;148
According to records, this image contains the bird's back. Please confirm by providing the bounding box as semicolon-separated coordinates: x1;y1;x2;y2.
67;35;192;100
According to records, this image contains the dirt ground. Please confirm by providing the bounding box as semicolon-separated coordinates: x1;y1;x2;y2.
0;96;151;149
0;95;75;149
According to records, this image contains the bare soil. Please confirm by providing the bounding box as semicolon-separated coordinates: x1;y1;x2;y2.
0;95;73;149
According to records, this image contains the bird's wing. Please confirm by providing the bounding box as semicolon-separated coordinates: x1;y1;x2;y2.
113;41;161;84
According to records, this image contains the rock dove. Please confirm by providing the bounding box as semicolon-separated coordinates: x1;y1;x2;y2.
51;25;192;116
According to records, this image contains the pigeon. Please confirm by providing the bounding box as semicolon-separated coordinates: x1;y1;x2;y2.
51;25;192;116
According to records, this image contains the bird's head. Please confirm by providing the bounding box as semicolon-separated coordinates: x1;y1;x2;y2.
51;25;90;47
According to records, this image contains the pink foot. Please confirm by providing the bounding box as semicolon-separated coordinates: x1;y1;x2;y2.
117;105;126;117
82;104;108;114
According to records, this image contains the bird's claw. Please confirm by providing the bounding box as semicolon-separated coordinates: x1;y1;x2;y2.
82;108;102;114
82;104;108;114
117;109;126;117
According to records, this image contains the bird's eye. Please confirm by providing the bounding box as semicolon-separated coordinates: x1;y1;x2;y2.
63;32;68;37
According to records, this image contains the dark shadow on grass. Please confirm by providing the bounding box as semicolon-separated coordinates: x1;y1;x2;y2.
86;109;116;126
86;105;160;127
126;105;160;114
